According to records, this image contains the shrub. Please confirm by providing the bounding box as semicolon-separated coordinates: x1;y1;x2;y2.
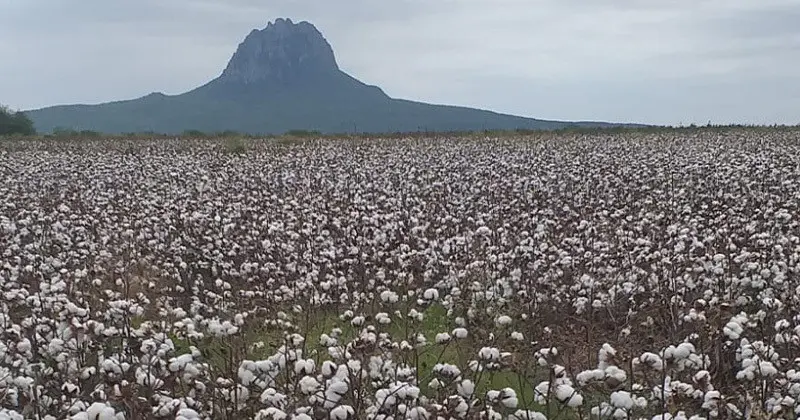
0;105;35;136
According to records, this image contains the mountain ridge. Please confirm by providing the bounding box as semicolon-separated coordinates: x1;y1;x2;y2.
25;18;639;134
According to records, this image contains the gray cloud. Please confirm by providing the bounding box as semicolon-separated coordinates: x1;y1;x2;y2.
1;0;798;125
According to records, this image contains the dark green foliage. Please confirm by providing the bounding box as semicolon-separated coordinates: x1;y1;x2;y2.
0;105;36;136
182;129;208;138
284;129;322;137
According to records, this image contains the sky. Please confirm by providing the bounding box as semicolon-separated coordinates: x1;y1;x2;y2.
1;0;799;126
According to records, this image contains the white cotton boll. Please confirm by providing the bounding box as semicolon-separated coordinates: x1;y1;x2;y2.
612;408;628;419
604;366;628;384
260;388;287;406
328;380;349;397
458;379;476;397
433;363;461;378
61;382;80;395
375;388;397;408
375;312;392;324
176;408;201;420
652;414;673;420
351;316;365;326
479;347;501;362
407;407;430;420
292;415;312;420
435;333;451;344
577;369;605;385
453;328;468;339
759;361;778;377
638;352;664;371
510;331;524;341
553;384;583;407
322;361;337;377
511;410;547;420
294;359;316;375
238;368;256;386
495;315;512;327
610;391;634;410
380;290;399;303
330;405;354;420
299;376;320;394
256;407;287;420
486;390;501;402
723;321;744;340
533;382;551;405
500;388;518;408
423;288;439;300
319;334;338;347
673;343;694;360
83;402;121;420
16;339;31;354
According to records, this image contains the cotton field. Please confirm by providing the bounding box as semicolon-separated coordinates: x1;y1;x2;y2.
1;130;800;420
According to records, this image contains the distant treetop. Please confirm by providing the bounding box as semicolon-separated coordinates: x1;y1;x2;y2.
0;105;36;136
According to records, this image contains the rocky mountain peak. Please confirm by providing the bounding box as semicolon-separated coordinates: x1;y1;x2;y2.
218;18;340;86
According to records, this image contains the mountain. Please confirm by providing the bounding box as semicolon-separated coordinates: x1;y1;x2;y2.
25;18;633;135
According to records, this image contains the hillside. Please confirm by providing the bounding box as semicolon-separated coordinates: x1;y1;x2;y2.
26;18;632;135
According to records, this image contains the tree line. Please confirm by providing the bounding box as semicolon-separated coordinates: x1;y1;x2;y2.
0;105;36;135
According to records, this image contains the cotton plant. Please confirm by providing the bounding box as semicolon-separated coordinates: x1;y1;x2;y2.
3;132;800;417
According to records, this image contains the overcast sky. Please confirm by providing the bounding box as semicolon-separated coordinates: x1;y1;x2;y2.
2;0;799;125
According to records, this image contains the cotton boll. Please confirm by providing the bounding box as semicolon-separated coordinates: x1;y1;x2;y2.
423;288;439;300
294;359;316;375
495;315;512;327
260;388;287;406
478;347;501;362
81;402;122;420
724;320;745;340
453;328;468;339
577;369;605;386
610;391;635;410
380;290;399;303
256;407;287;420
637;352;664;371
407;407;430;420
375;312;392;324
759;361;778;377
330;405;354;420
176;408;201;420
321;361;337;377
458;379;476;397
500;388;518;408
298;376;321;394
433;363;461;379
554;384;583;407
511;410;547;420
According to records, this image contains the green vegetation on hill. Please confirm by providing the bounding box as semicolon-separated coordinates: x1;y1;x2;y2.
0;105;36;136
